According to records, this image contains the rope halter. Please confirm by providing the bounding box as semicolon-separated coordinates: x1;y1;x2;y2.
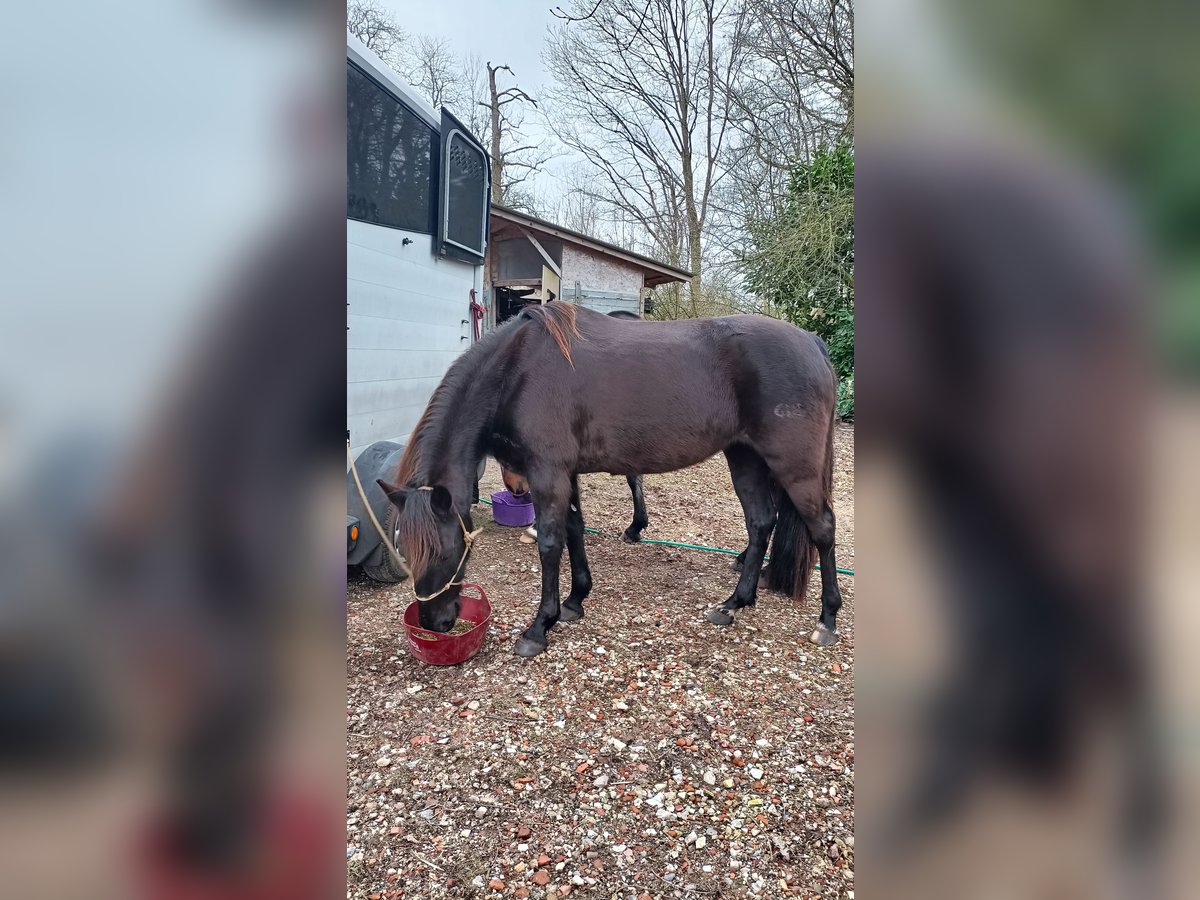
344;441;483;605
409;487;483;603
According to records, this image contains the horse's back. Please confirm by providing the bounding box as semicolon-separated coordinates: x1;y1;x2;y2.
652;313;836;400
536;309;834;469
564;307;835;411
506;305;834;469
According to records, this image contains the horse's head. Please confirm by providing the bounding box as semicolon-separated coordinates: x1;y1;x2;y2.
500;465;529;497
376;480;472;632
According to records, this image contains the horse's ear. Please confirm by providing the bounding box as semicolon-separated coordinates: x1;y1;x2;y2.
429;485;453;515
376;479;407;509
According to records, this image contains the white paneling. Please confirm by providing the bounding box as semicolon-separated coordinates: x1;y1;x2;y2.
348;348;462;383
347;218;476;450
347;281;472;325
347;376;443;413
348;404;428;456
347;316;465;352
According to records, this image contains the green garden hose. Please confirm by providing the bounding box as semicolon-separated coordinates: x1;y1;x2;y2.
476;496;856;577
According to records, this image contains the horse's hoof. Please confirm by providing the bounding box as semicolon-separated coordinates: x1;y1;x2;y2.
809;624;838;646
514;637;548;657
706;607;735;626
559;602;585;623
730;557;744;572
621;529;641;544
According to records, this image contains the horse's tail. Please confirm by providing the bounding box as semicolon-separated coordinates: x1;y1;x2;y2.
764;409;835;602
763;488;806;598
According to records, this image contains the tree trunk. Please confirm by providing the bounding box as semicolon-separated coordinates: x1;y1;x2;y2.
680;149;702;317
688;232;702;316
487;63;503;204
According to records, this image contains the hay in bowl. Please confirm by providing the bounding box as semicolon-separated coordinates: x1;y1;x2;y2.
413;619;478;640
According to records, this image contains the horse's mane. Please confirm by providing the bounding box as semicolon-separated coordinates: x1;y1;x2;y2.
394;302;583;490
395;487;439;576
522;302;582;366
393;336;497;490
389;303;583;579
391;389;455;577
394;392;442;488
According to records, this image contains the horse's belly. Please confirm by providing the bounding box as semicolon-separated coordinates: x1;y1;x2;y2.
570;373;741;474
578;432;733;476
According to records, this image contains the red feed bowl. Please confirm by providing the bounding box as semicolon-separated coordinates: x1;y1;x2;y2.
403;583;492;665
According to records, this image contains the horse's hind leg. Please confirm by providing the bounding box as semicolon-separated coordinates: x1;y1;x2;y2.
728;462;775;572
622;475;648;543
732;514;775;573
807;502;842;645
707;445;775;626
775;475;842;645
559;478;592;622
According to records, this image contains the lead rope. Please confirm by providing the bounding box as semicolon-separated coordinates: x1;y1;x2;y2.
347;441;410;578
346;441;481;602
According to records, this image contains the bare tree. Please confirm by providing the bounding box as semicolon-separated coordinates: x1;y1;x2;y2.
537;169;611;237
405;35;465;110
347;6;478;131
550;0;605;22
550;192;601;238
482;63;553;207
742;0;853;134
719;0;853;224
458;52;491;138
347;5;552;211
545;0;744;315
347;0;407;63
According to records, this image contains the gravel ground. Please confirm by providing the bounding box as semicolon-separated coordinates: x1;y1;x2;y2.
347;425;854;899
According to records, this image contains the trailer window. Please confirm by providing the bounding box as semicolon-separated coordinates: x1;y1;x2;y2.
347;63;435;233
440;123;488;260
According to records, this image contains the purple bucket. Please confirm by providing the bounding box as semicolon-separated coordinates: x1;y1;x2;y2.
490;490;536;527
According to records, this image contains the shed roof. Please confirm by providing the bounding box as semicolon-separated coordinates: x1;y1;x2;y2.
490;204;693;288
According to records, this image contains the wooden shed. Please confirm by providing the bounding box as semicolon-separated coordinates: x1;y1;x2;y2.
484;204;691;326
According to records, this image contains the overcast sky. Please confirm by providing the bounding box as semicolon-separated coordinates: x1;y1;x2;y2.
377;0;569;202
380;0;557;95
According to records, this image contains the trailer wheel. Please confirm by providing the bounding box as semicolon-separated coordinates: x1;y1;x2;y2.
362;501;408;583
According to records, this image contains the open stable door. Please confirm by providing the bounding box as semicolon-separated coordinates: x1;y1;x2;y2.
541;266;560;302
438;109;490;264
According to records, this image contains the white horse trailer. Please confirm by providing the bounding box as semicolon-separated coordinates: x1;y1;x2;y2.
346;33;490;580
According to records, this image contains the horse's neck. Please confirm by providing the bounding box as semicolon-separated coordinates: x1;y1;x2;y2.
418;375;494;505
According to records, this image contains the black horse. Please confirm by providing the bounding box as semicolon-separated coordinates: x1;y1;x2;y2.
379;304;841;657
501;308;782;559
603;310;651;541
500;308;649;543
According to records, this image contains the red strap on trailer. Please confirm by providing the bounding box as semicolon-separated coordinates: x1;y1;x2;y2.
469;288;487;342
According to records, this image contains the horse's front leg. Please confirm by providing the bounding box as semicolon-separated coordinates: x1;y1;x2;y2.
559;478;592;622
514;475;571;658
